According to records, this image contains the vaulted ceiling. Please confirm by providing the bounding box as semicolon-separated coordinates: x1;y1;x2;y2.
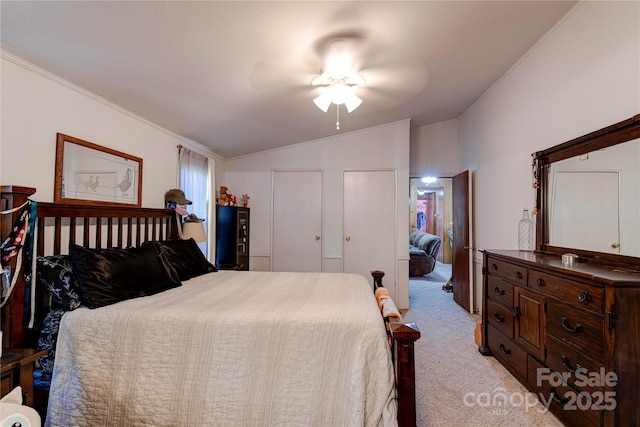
1;1;576;158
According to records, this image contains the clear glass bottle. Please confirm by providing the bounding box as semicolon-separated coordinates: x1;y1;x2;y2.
518;209;534;251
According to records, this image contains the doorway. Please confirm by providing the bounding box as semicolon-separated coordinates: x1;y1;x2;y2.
410;172;474;313
409;177;452;264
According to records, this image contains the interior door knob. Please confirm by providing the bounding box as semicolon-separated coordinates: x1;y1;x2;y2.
345;236;351;241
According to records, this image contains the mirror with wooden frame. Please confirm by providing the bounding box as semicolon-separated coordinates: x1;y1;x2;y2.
532;114;640;268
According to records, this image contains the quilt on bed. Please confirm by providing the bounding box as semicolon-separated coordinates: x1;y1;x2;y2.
45;271;397;427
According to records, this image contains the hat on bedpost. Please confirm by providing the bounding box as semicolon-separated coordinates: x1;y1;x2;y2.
165;189;191;216
165;189;192;205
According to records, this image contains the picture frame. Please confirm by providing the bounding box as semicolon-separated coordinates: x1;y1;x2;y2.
54;133;143;207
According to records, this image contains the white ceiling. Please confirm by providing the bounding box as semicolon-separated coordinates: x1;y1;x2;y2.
1;1;576;158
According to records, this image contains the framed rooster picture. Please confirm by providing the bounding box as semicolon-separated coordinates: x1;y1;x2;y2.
54;133;142;207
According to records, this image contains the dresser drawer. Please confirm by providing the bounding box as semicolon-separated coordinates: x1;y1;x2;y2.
546;335;606;395
487;275;514;309
547;301;604;359
487;257;527;286
487;324;527;382
486;298;514;339
529;269;604;314
527;356;602;427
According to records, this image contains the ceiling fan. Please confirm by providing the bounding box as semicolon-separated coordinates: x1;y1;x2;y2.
249;29;429;129
308;38;367;128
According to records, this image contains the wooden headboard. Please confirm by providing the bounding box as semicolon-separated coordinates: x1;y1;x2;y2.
1;185;180;349
35;202;180;256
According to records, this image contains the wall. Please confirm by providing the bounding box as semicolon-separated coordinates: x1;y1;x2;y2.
458;1;640;311
0;52;221;209
222;120;411;307
410;119;459;178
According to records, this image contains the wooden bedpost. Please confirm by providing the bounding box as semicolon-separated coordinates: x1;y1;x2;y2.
391;321;420;427
371;270;385;289
1;185;37;349
370;270;420;427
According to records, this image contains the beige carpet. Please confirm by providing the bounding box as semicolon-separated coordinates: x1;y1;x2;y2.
405;264;564;427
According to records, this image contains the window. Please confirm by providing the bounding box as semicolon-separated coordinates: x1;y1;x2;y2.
178;146;212;257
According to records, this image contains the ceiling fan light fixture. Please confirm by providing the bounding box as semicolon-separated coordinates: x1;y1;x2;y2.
326;82;349;105
312;71;365;130
312;73;365;114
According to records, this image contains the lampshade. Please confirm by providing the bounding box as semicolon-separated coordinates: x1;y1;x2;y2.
313;92;332;112
343;92;363;113
182;221;207;243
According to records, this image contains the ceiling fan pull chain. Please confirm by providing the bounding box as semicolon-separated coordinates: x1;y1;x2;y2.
336;105;340;130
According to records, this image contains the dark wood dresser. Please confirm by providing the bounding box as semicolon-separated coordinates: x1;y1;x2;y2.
480;250;640;427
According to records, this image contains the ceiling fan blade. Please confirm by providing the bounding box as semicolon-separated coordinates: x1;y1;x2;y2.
308;29;378;72
358;57;429;101
248;57;317;93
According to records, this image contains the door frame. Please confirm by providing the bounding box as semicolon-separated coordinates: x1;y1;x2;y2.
409;173;473;312
409;177;452;263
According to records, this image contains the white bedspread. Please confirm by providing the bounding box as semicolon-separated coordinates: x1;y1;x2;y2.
46;271;397;427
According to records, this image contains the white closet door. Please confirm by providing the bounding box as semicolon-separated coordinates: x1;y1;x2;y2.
343;170;396;293
272;170;323;272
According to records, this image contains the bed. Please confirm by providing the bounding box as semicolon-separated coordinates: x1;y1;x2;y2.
0;186;420;427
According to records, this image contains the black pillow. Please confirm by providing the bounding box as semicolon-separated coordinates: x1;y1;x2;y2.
36;255;82;311
69;244;181;309
147;239;217;281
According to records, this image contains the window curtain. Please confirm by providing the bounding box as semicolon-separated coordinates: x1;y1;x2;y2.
178;146;212;257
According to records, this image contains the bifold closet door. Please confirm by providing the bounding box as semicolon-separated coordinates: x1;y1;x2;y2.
343;170;396;288
272;170;322;272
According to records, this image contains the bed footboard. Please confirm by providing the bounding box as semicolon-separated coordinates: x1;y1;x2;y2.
371;271;420;427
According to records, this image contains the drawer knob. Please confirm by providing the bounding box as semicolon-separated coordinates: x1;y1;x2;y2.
494;287;505;296
499;343;511;355
491;263;498;271
578;291;590;303
561;355;582;374
514;271;523;280
536;278;545;287
561;317;583;333
494;313;505;322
